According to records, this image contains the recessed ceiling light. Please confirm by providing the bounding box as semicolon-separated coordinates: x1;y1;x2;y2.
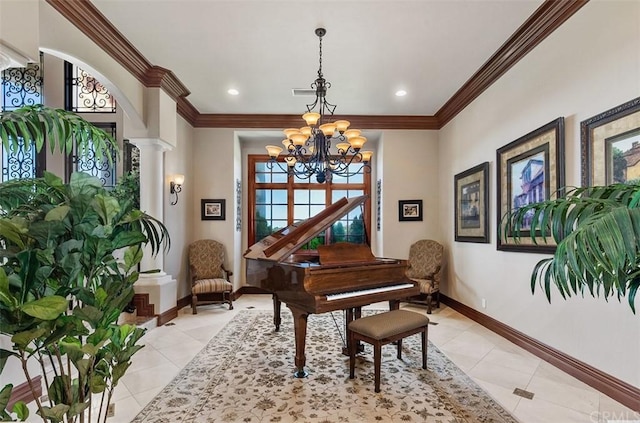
228;88;239;96
395;90;407;97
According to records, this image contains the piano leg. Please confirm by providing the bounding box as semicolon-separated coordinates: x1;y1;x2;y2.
288;305;309;378
343;307;364;356
272;295;281;332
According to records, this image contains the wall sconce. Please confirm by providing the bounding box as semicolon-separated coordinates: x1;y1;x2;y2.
170;174;184;205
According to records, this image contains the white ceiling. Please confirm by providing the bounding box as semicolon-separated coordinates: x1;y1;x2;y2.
91;0;544;117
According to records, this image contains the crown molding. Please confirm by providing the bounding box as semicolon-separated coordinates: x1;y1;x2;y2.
46;0;151;83
435;0;589;127
145;66;190;101
49;0;588;130
193;113;439;130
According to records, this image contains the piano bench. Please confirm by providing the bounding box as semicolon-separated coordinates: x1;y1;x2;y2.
348;309;429;393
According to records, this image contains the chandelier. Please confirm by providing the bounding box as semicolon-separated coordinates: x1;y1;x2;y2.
265;28;372;184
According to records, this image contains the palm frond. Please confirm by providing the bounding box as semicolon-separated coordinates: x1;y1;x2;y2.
502;183;640;313
0;105;119;164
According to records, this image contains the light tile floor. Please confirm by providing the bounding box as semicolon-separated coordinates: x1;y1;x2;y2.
108;295;638;423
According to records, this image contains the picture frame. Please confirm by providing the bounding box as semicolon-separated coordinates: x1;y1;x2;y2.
580;97;640;187
454;162;490;243
496;117;565;253
398;200;423;222
201;199;226;221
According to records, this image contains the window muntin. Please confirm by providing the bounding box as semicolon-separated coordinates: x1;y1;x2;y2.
248;155;371;247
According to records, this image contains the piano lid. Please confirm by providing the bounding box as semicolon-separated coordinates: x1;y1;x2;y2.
243;195;369;262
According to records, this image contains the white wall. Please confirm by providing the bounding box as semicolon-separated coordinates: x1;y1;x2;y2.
191;128;239;289
438;0;640;387
164;116;194;299
378;129;440;259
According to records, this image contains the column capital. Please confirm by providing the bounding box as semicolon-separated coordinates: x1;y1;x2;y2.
129;137;174;152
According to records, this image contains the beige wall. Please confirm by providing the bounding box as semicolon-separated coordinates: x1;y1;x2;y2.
438;0;640;387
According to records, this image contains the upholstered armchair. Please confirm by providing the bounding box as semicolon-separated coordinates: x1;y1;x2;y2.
405;239;443;314
188;239;234;314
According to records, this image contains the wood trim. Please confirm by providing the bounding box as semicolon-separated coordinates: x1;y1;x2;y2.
47;0;587;130
235;286;272;296
45;0;151;84
440;294;640;412
132;293;155;317
177;98;199;126
194;114;439;130
177;295;191;310
8;376;42;409
157;306;178;326
435;0;589;127
144;66;190;101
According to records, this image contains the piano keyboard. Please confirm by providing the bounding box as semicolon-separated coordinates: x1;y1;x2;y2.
325;283;415;301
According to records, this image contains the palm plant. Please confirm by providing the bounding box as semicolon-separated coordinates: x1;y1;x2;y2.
0;105;169;422
500;183;640;313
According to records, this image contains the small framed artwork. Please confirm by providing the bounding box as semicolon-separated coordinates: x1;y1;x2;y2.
580;97;640;187
454;162;490;243
201;199;226;221
496;117;565;253
398;200;423;222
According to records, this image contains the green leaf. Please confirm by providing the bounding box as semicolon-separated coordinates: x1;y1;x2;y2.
0;269;18;309
21;296;68;320
39;404;70;422
12;328;47;348
0;385;13;413
44;205;70;222
12;401;29;421
0;350;19;374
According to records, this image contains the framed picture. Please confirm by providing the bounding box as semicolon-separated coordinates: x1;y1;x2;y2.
454;162;490;243
398;200;423;221
201;199;226;221
580;97;640;187
496;117;565;253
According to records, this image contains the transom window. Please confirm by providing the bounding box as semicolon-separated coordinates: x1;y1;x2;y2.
248;155;371;247
64;61;116;113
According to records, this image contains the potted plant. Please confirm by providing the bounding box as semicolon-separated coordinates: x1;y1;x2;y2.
500;183;640;313
0;105;169;422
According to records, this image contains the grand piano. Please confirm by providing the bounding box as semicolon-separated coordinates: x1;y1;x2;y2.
244;195;419;377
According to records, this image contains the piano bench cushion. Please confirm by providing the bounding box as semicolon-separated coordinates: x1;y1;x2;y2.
348;310;429;340
193;279;233;294
409;278;436;294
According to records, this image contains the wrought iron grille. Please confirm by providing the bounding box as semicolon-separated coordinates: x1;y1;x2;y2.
124;139;140;174
67;122;118;188
1;52;45;181
64;61;116;113
1;52;43;110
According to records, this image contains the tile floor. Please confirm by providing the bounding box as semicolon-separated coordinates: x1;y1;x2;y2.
107;294;637;423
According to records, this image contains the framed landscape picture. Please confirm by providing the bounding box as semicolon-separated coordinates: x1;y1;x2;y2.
398;200;423;221
454;162;489;243
496;117;565;253
201;199;226;221
580;97;640;187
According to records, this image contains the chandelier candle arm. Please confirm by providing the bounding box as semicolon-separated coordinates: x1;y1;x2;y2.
265;27;372;184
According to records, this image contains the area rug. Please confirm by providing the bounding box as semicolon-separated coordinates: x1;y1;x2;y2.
132;310;519;423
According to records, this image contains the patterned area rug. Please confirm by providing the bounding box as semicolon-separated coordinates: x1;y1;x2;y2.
132;310;519;423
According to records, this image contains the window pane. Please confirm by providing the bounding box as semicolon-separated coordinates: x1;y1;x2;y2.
272;190;287;204
1;54;45;180
65;62;116;113
71;123;117;188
